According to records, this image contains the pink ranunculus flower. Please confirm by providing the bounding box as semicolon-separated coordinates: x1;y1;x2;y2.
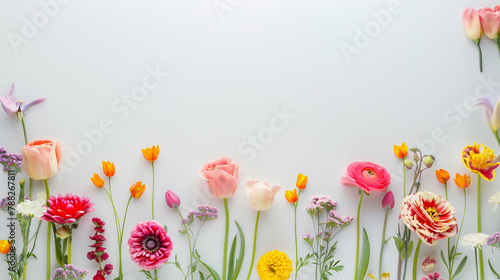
128;220;173;271
341;162;391;193
400;191;457;246
246;181;281;211
200;157;239;199
479;8;500;40
40;194;94;225
21;140;62;180
463;7;483;40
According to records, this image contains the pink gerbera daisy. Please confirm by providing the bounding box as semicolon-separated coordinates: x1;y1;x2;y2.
128;220;173;271
40;194;94;225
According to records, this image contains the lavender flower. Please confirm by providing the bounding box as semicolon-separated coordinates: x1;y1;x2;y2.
180;205;218;226
0;147;22;173
488;232;500;250
53;264;88;280
305;195;337;216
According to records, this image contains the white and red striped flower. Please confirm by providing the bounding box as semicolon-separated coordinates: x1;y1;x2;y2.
400;191;457;246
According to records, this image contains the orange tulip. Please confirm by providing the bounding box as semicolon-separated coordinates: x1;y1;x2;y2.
296;174;308;189
90;173;105;188
102;161;115;177
285;189;298;203
435;169;450;184
142;145;159;162
130;181;146;199
393;142;408;159
453;173;471;189
0;240;11;254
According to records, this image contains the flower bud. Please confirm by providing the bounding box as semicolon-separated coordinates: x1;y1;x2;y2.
404;159;413;169
413;153;420;161
55;227;71;240
165;190;180;208
424;156;435;168
382;191;395;210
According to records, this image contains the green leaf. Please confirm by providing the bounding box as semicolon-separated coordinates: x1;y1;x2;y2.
199;260;221;280
52;223;64;267
440;250;449;270
358;228;370;280
406;241;413;259
227;236;237;280
163;225;168;234
452;256;467;280
231;221;245;280
393;236;404;254
489;259;500;279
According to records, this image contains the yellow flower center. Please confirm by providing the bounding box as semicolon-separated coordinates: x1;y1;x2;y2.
426;207;440;222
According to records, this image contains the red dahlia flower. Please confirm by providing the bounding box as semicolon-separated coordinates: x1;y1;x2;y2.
41;194;94;225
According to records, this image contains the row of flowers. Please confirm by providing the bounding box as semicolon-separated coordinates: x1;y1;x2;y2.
1;86;500;280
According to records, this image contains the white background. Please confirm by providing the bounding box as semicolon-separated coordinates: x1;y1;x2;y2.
1;0;500;279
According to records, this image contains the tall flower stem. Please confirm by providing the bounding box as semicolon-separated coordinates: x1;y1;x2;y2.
118;196;133;280
104;178;123;280
22;220;32;280
20;116;34;199
475;247;479;280
68;235;72;264
176;208;194;280
450;189;467;277
44;179;51;280
222;198;229;280
476;41;483;72
477;176;484;280
354;191;364;280
403;161;406;196
494;130;500;148
246;211;261;280
151;162;155;220
378;207;389;280
294;189;302;280
412;239;422;280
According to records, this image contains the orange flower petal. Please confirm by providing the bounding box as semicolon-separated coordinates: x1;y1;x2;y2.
142;145;159;162
130;181;146;199
285;189;298;203
102;161;115;177
435;169;450;184
296;174;308;189
90;173;105;188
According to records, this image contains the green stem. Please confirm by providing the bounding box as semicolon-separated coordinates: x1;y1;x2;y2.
494;130;500;148
450;189;467;279
246;211;260;280
294;189;301;280
22;220;31;280
44;179;51;280
475;247;479;280
152;162;155;220
413;239;422;280
403;160;406;197
176;208;194;280
68;234;72;264
477;176;484;280
119;196;133;280
476;40;483;72
222;198;230;280
354;191;364;280
378;208;389;280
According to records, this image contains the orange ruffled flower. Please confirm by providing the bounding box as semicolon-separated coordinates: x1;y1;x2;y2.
435;169;450;184
285;189;298;203
453;173;471;189
462;143;500;181
130;181;146;199
102;161;115;177
142;145;159;162
90;173;105;188
393;142;408;159
0;240;11;254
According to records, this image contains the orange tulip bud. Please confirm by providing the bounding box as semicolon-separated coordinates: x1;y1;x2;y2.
102;161;115;177
142;145;159;162
393;142;408;159
453;173;471;189
435;169;450;184
90;173;105;188
130;181;146;199
285;189;298;203
296;174;308;189
0;240;12;254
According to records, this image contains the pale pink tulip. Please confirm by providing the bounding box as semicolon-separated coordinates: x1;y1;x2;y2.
463;7;483;40
21;140;62;180
479;8;500;39
246;181;281;211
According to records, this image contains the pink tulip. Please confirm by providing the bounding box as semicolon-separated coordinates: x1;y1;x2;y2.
463;7;483;40
382;191;395;210
479;8;500;40
21;140;62;180
246;181;281;211
165;190;180;208
199;157;239;199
